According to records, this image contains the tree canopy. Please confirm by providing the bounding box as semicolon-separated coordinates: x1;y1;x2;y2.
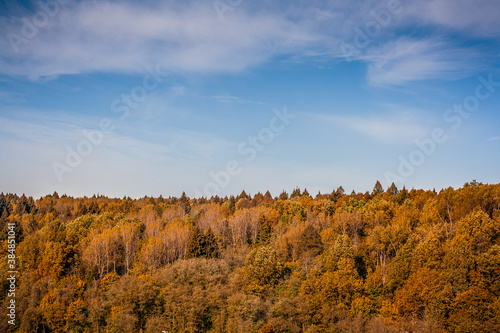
1;182;500;332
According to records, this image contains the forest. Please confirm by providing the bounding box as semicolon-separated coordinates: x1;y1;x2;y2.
1;181;500;333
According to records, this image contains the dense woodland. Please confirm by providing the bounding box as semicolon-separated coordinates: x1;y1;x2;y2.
1;181;500;332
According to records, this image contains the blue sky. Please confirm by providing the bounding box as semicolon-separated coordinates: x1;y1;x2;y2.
0;0;499;198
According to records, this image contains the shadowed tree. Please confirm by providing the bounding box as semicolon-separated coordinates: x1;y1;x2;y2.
186;225;219;259
186;225;206;259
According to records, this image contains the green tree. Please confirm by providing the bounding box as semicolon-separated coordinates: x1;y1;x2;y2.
186;225;206;259
245;246;286;296
186;226;219;259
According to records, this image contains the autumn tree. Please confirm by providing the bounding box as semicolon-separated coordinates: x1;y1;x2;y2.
116;222;141;274
3;183;500;331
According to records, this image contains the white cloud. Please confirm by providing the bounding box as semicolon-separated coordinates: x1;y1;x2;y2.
0;90;27;104
487;136;500;142
0;109;95;144
211;95;265;105
406;0;500;38
0;108;238;197
0;107;235;161
314;108;430;144
362;38;484;85
0;1;319;79
0;0;498;83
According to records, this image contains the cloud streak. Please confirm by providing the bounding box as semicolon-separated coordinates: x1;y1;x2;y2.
0;0;498;85
0;1;319;79
211;95;265;105
362;38;485;85
406;0;500;38
313;108;430;144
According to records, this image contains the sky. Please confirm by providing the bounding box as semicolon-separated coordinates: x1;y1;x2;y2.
0;0;499;199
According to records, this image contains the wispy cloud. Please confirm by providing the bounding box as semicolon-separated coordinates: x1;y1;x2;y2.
211;95;265;105
313;108;430;144
0;108;96;144
362;38;484;85
406;0;500;38
0;1;319;79
0;106;235;160
0;90;27;104
1;0;497;84
487;136;500;142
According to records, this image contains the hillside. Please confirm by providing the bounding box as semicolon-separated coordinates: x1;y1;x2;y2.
1;182;500;332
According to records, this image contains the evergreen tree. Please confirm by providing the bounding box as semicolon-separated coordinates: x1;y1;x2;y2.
204;228;219;259
296;225;324;259
336;186;345;196
186;225;206;259
278;190;289;200
387;182;398;196
237;190;249;201
290;188;301;199
179;191;191;214
0;193;10;217
396;186;409;204
372;180;384;196
14;194;35;215
185;226;219;259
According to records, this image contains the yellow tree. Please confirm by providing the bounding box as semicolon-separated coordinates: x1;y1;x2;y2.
82;229;120;278
393;268;449;322
245;245;286;296
116;222;141;274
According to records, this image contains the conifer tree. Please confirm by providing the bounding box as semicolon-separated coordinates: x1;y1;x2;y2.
186;225;206;259
278;190;289;200
290;188;301;198
372;181;384;196
387;182;398;196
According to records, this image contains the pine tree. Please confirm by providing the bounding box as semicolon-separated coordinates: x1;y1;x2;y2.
179;191;191;214
278;190;289;200
396;186;409;204
0;193;9;217
237;190;249;201
204;228;219;259
387;182;398;196
336;186;345;196
290;188;301;199
296;225;324;259
372;180;384;196
185;226;219;259
186;225;206;259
